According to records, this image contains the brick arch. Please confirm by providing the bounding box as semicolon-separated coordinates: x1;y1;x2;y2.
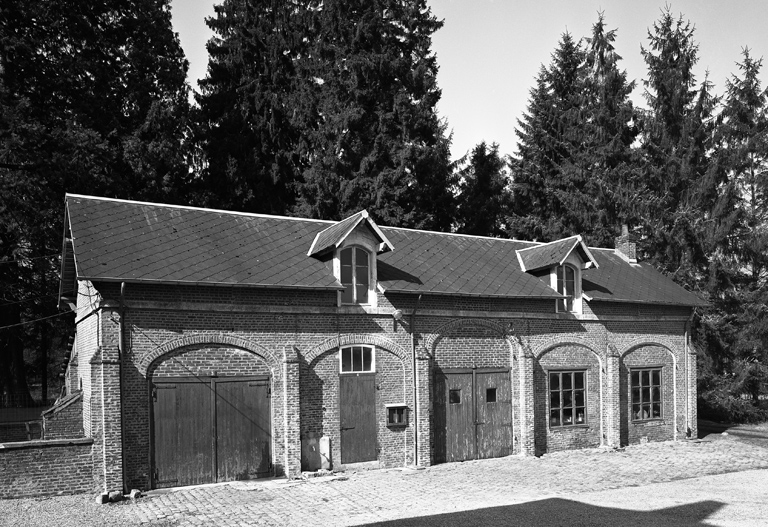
424;318;513;357
138;333;280;376
619;339;678;360
533;339;600;363
301;333;409;365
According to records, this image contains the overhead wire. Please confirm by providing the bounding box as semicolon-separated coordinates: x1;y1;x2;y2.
0;253;60;265
0;311;72;330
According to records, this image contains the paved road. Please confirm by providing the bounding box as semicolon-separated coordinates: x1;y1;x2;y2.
3;430;768;527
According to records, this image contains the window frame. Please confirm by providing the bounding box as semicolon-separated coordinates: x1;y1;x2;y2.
631;367;663;421
339;345;376;374
386;404;408;427
338;245;373;306
556;264;577;313
548;369;587;428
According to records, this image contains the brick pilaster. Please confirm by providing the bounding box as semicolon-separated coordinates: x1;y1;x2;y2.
688;348;698;439
605;346;621;447
518;348;535;456
96;305;124;493
415;351;432;467
282;350;302;478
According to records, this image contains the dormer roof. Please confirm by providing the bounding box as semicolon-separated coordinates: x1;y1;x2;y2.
516;235;599;272
307;210;394;257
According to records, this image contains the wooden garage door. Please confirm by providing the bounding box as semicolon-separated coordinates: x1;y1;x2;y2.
152;376;270;488
434;368;512;463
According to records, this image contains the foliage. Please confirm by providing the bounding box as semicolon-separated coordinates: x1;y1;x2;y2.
295;0;455;230
510;33;585;242
0;0;190;404
454;142;510;236
194;0;306;214
195;0;456;230
510;15;637;247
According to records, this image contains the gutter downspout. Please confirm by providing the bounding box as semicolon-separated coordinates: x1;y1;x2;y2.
119;282;127;493
412;294;422;466
685;312;694;438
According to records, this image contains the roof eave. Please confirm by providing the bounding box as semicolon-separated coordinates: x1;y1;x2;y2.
379;285;565;299
586;296;706;307
78;276;345;292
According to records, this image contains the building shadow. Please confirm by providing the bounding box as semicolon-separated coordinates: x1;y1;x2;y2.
359;498;725;527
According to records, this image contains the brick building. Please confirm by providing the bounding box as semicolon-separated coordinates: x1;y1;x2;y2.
56;194;704;494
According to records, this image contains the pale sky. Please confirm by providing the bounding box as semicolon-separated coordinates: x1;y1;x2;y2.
170;0;768;161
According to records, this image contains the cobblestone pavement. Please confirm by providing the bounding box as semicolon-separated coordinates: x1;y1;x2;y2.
130;434;768;526
4;433;768;527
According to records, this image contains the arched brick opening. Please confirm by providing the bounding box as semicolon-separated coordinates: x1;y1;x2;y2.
533;343;602;455
138;333;280;377
618;343;677;446
298;334;411;471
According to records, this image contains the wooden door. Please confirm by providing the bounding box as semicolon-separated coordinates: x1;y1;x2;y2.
340;373;376;463
215;378;271;481
434;369;512;463
475;371;513;459
434;371;475;462
152;375;271;489
153;378;214;488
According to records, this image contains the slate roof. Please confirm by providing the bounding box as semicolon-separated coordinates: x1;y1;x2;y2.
517;236;598;272
62;194;705;306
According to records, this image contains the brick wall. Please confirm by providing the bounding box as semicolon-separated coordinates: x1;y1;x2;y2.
534;345;602;454
299;332;414;471
43;392;84;439
74;279;695;491
0;439;95;498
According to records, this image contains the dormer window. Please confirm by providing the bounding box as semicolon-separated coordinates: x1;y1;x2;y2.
516;234;599;317
557;265;576;312
340;247;370;304
306;209;394;309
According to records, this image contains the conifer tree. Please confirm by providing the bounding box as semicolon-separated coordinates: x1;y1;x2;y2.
195;0;307;214
566;13;638;247
721;49;768;284
294;0;455;230
510;33;585;242
638;9;722;286
714;49;768;394
455;142;510;237
0;0;190;403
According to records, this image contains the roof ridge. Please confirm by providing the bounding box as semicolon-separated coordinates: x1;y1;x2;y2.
516;234;580;253
381;225;541;245
65;194;337;224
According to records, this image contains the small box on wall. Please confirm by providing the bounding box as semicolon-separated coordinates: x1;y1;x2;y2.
385;404;408;427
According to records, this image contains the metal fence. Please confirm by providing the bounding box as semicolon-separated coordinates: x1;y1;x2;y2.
0;394;56;442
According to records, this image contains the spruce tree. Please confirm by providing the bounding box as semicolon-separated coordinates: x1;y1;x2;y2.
567;13;638;247
455;142;510;237
721;49;768;284
510;33;585;242
294;0;454;230
716;49;768;394
638;9;721;286
195;0;306;214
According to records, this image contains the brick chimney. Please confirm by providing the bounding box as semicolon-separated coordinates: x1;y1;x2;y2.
614;224;637;263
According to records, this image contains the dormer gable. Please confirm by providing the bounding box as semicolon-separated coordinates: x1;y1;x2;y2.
307;210;394;258
516;235;598;273
516;235;598;314
308;211;394;308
